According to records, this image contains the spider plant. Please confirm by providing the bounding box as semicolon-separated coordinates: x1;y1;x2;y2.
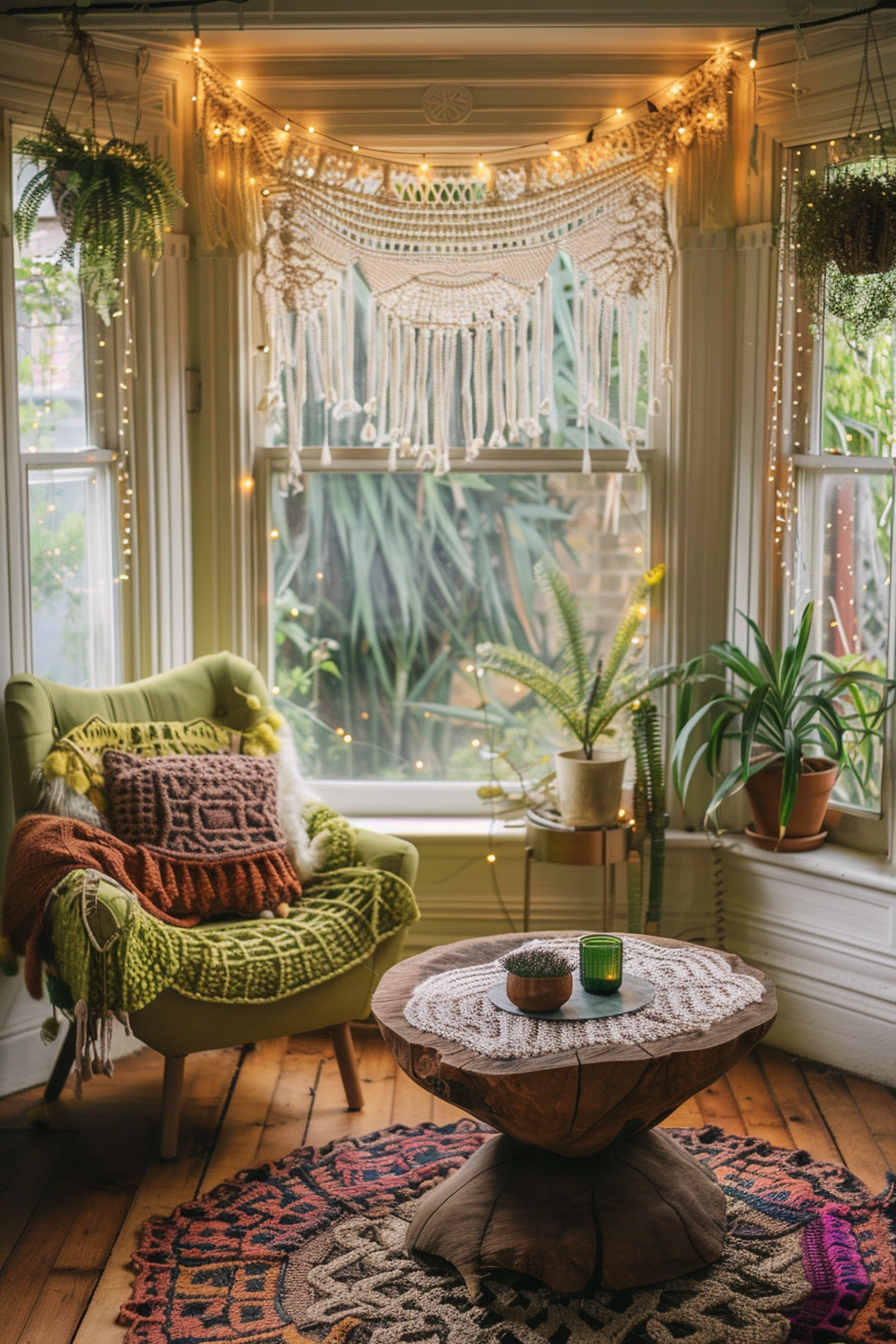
14;114;185;323
475;560;673;757
673;603;896;833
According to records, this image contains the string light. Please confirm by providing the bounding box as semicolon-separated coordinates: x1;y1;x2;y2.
193;48;727;181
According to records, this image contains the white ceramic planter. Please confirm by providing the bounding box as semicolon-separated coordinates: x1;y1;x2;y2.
554;749;626;828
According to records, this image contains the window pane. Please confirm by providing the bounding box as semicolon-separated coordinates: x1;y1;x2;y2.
270;470;649;781
821;312;895;458
794;470;893;811
14;149;89;453
28;467;120;686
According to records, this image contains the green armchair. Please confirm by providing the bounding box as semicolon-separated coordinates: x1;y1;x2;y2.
3;652;418;1157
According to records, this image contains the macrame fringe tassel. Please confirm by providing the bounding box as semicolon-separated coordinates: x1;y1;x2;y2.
264;264;670;483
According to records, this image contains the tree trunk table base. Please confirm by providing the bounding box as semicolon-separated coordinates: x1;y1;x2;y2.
405;1128;727;1297
373;932;776;1298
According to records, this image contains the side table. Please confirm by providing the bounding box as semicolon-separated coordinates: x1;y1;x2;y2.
372;931;777;1297
523;810;630;931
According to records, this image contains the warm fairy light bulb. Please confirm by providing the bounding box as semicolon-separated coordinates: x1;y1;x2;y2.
352;144;359;152
749;58;757;68
236;78;242;87
308;125;315;134
478;160;486;170
415;760;424;770
193;37;201;51
486;853;496;863
284;121;291;131
551;149;561;158
615;107;623;115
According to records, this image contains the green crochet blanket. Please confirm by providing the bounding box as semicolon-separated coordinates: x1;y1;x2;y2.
47;806;418;1019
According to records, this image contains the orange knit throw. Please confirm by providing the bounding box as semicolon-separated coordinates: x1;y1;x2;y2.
2;815;303;998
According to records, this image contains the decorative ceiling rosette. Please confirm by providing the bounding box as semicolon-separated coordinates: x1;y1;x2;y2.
193;52;733;484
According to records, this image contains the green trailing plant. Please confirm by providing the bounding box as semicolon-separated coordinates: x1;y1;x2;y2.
501;947;573;978
792;162;896;341
14;113;185;323
476;561;674;759
673;603;896;834
628;698;666;934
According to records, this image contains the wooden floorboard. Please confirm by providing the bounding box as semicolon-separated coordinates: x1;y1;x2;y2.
0;1029;894;1344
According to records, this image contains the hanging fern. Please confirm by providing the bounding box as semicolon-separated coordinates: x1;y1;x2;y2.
792;161;896;341
14;114;186;323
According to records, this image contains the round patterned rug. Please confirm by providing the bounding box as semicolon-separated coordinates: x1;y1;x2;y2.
121;1122;896;1344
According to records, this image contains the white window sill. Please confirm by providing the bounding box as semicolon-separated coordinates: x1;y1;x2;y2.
351;815;896;895
717;831;896;897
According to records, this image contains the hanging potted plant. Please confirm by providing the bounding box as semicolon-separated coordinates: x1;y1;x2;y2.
792;159;896;340
12;20;185;324
673;604;896;850
476;561;676;828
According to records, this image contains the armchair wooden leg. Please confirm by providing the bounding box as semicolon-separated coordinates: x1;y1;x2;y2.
160;1055;186;1160
44;1021;77;1102
331;1022;363;1111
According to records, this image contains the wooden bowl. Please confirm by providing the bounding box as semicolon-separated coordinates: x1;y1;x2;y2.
505;971;573;1013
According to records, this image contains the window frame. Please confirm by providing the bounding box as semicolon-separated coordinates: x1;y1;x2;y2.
3;111;126;686
255;443;659;816
782;142;896;854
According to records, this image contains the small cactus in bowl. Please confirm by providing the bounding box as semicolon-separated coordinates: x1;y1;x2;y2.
501;946;574;1013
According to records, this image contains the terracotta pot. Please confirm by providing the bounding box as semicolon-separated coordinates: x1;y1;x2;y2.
505;971;573;1013
554;749;626;828
745;756;838;841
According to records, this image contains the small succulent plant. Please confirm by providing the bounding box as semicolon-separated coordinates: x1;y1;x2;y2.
501;947;574;979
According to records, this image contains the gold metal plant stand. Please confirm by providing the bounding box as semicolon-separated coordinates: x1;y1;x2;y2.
523;809;632;932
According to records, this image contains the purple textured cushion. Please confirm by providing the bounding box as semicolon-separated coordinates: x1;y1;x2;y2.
103;751;286;858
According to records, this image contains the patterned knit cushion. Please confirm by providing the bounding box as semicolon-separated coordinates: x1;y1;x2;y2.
104;751;286;858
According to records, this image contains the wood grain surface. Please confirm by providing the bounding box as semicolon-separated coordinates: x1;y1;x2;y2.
406;1128;728;1295
372;931;777;1156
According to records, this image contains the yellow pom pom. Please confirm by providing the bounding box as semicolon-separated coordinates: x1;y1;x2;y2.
266;710;284;730
246;694;262;711
243;743;264;757
44;750;69;779
26;1103;51;1129
255;723;277;747
67;768;90;794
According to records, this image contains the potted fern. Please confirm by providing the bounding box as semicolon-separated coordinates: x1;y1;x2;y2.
14;114;185;323
476;561;675;828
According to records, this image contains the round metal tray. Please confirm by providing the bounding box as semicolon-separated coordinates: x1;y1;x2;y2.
487;973;655;1021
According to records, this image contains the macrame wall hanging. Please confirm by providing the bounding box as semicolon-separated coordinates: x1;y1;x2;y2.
193;52;733;487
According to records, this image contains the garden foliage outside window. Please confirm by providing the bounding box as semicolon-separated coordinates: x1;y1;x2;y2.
264;253;656;787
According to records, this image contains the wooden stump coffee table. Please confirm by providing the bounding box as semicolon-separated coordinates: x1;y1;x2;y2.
372;931;777;1297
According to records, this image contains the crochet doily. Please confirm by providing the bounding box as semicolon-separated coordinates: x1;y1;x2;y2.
403;938;766;1059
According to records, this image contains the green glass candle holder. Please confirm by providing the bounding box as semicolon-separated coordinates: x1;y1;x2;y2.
579;935;623;995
